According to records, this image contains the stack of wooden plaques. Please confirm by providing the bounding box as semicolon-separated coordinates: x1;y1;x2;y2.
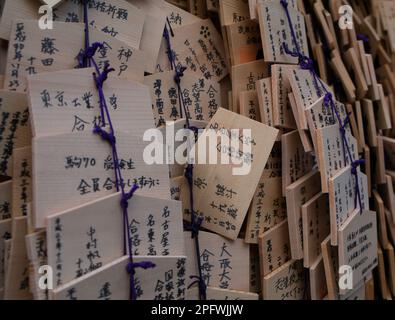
0;0;394;300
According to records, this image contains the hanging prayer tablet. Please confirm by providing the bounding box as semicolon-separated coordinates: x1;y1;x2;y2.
219;0;250;26
46;192;183;286
263;259;305;300
156;2;201;73
184;230;250;292
257;1;309;64
226;19;261;66
315;124;358;193
51;255;188;300
248;0;297;20
6;21;146;92
170;19;228;82
285;170;321;259
28;68;154;137
305;95;348;149
281;130;314;195
258;219;291;277
301;193;330;268
189;108;278;240
328;166;369;245
33;131;171;227
338;210;378;295
231;59;270;112
309;255;327;300
288;68;327;130
271;64;297;129
144;70;220;127
245;176;286;243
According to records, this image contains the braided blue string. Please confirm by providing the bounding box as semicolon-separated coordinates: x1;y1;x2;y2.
127;261;156;275
280;0;364;211
81;1;155;300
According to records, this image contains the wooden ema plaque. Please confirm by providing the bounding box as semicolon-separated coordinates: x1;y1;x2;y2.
3;216;31;299
184;230;250;292
0;0;146;49
281;130;314;195
256;77;273;126
144;70;221;127
316;124;358;193
239;90;260;122
231;59;270;112
25;229;47;300
46;192;183;286
285;170;321;259
263;259;305;300
257;1;308;64
33;131;171;228
245;142;285;243
51;255;188;300
28;68;154;137
301;192;330;268
226;19;261;66
245;176;286;243
6;20;146;92
338;210;378;296
170;19;229;82
305;95;348;150
248;0;297;20
155;2;201;72
288;68;330;130
309;255;327;300
189;108;278;240
271;64;297;129
328;166;369;245
258;219;291;277
219;0;250;26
